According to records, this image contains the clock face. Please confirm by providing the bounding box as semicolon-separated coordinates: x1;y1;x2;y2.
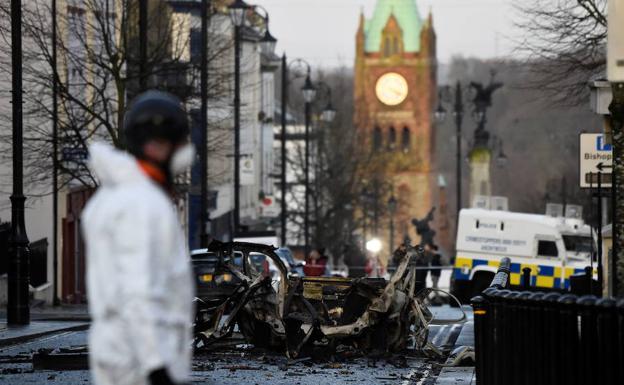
375;72;408;106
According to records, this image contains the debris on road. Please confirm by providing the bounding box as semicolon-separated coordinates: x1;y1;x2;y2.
193;241;462;359
32;346;89;371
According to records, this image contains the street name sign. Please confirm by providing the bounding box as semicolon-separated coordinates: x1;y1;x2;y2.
579;133;612;188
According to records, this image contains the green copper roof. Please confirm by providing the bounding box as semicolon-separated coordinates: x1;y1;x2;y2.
364;0;423;53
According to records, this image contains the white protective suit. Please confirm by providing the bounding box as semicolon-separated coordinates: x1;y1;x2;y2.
82;142;194;385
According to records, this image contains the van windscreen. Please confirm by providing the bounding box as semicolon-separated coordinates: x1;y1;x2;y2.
562;235;592;253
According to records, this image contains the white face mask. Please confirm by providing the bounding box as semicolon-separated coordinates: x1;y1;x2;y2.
169;143;196;175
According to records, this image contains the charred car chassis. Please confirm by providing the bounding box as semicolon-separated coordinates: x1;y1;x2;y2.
193;240;446;358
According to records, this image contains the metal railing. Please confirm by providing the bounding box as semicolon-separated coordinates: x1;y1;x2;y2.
472;258;624;385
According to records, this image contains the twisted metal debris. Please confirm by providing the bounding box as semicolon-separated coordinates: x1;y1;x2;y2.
193;241;462;358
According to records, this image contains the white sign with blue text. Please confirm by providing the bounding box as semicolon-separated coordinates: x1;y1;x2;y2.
579;133;612;188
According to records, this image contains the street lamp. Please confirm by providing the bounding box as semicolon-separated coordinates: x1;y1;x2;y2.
436;82;464;227
302;70;316;257
8;0;30;325
313;81;336;123
366;238;382;254
253;5;277;56
388;195;397;253
310;80;335;245
229;0;249;26
280;58;313;247
228;0;250;235
365;237;382;278
51;0;60;305
260;29;277;56
199;0;211;247
302;73;317;103
321;101;336;123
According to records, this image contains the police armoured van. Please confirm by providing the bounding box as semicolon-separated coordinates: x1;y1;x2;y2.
451;207;594;301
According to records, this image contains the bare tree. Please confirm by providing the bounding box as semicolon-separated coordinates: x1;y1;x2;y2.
0;0;234;199
514;0;607;106
284;67;393;270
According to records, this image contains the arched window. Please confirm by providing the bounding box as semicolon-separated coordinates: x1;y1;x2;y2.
373;127;382;151
384;37;391;57
388;126;396;149
402;126;410;152
393;37;399;54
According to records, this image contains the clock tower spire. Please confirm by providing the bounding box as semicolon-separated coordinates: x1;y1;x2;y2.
354;0;438;252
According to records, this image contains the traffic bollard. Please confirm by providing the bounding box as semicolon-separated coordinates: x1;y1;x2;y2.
617;299;624;384
505;291;522;385
496;289;513;385
558;294;579;385
576;295;598;385
472;295;489;385
522;267;531;289
541;292;561;385
527;292;545;385
517;291;532;385
596;297;617;385
482;287;498;385
488;288;506;385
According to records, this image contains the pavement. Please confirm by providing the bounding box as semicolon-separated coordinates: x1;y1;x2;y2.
0;305;474;384
0;320;89;348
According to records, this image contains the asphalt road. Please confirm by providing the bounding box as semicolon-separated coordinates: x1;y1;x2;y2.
0;306;471;385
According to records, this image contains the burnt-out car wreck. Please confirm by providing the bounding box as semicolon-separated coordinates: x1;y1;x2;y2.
193;240;459;359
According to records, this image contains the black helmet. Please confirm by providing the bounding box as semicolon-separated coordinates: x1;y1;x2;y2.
123;90;189;157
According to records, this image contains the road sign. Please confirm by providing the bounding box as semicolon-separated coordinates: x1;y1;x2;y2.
240;156;255;186
259;195;280;218
579;133;612;188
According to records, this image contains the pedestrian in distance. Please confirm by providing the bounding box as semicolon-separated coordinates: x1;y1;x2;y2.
430;244;442;290
391;243;407;269
304;248;329;276
364;253;385;278
82;90;196;385
429;244;443;304
414;243;433;293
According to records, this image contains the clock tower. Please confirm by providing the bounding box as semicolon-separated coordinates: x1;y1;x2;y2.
354;0;437;249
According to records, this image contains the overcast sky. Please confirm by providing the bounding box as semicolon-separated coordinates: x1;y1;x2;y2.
255;0;517;69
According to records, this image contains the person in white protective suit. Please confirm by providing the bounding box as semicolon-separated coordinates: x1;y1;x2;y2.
82;90;196;385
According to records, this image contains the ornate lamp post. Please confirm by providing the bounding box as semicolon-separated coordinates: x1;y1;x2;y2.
8;0;30;325
51;0;60;305
280;58;313;247
435;82;464;226
199;0;211;247
437;78;502;218
254;6;277;56
302;71;317;257
228;0;250;235
388;195;397;253
310;81;335;245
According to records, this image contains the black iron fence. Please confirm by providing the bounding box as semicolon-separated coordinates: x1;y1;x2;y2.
472;257;624;385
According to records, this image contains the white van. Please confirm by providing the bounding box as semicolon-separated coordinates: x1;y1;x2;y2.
451;208;594;301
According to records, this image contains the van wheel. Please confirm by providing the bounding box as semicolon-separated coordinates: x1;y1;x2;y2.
469;272;495;299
